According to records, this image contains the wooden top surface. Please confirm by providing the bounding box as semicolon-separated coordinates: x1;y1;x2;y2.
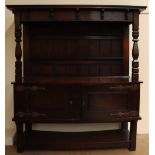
6;5;146;12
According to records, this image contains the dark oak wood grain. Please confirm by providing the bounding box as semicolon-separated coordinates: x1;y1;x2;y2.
6;5;146;153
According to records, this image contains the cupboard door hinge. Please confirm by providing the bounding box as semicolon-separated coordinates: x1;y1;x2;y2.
109;84;139;91
15;112;47;119
110;111;138;117
25;86;46;91
15;85;46;92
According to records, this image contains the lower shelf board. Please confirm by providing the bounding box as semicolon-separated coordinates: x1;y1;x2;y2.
25;129;130;150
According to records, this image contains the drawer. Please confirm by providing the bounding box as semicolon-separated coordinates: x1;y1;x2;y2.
82;84;140;122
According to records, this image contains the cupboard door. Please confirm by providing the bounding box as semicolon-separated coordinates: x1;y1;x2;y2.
27;86;69;120
26;86;81;121
82;84;140;122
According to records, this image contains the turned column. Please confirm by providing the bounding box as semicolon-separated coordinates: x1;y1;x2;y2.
132;11;140;82
14;11;22;82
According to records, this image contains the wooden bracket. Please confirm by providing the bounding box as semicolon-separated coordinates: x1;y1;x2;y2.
75;8;79;20
101;8;105;20
49;8;54;20
125;9;129;20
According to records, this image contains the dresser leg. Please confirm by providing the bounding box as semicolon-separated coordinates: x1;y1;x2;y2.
15;121;24;153
129;120;137;151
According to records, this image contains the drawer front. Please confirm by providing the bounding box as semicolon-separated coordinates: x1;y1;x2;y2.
82;84;140;122
14;85;82;121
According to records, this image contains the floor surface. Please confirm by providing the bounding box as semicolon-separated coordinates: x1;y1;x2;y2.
5;134;149;155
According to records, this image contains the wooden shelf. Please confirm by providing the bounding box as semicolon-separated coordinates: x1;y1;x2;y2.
25;129;129;150
12;76;143;85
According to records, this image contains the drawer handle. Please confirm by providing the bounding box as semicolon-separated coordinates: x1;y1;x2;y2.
109;85;138;91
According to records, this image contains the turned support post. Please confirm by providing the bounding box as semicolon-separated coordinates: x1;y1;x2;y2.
132;11;140;82
129;120;138;151
15;121;24;153
14;11;22;82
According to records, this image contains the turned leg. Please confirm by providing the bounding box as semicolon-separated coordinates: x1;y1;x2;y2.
15;121;24;153
25;122;32;134
129;120;137;151
121;122;128;131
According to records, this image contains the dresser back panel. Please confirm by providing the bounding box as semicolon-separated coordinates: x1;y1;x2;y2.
23;22;129;80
